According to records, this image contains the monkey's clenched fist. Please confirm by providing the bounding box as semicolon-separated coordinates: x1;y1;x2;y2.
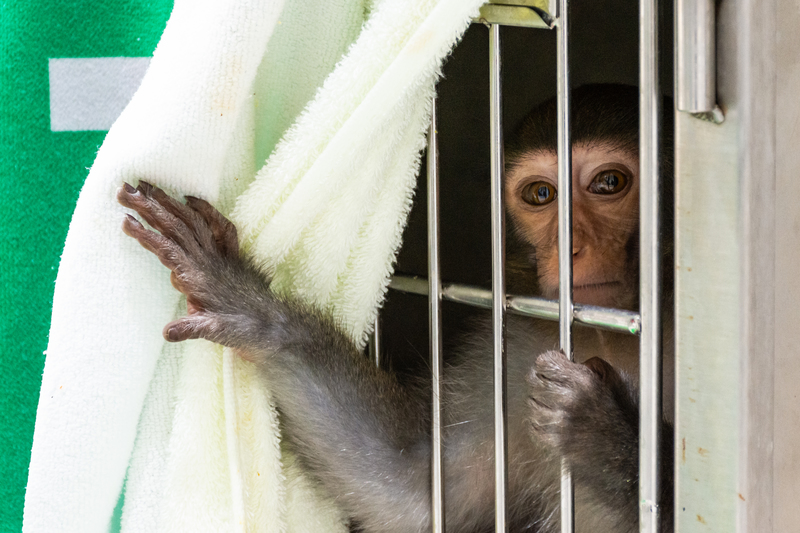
529;351;636;450
528;351;639;505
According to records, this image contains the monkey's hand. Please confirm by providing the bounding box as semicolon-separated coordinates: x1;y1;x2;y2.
118;182;437;533
527;351;639;501
117;181;275;348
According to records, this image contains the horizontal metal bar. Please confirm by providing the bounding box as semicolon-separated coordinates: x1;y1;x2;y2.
489;0;549;9
473;5;552;29
389;274;641;335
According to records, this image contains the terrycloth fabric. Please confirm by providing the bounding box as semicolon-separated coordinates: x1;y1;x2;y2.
0;3;172;530
24;0;484;532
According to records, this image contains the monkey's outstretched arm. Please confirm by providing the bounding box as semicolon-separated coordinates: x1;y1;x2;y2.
117;182;433;533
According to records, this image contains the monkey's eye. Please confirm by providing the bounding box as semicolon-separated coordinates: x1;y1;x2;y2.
520;181;557;206
588;170;628;195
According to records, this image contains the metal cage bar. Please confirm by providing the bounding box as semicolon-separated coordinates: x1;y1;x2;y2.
675;0;715;114
639;0;663;530
489;22;509;533
389;275;641;335
554;0;575;530
368;316;381;367
386;4;673;531
427;95;446;533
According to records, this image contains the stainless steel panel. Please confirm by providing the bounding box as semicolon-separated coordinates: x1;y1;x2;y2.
774;0;800;528
674;0;777;530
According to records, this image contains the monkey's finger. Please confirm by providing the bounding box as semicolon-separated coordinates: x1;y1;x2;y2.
185;195;239;259
122;214;186;272
527;396;566;440
582;357;616;385
166;272;210;315
169;271;192;294
118;182;202;255
531;357;569;387
147;184;217;251
533;350;587;387
533;370;568;387
163;316;212;343
527;394;553;411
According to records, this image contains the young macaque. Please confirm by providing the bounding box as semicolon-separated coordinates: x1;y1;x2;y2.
118;84;673;533
505;84;674;404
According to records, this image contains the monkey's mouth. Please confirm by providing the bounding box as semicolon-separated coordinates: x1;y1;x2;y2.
572;281;623;307
574;281;621;291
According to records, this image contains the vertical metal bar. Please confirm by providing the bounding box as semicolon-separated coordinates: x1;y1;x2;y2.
368;316;381;367
676;0;715;113
640;0;662;530
555;0;574;531
489;23;508;533
427;95;445;533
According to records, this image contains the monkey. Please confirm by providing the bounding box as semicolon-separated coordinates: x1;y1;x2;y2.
503;84;675;411
117;83;674;533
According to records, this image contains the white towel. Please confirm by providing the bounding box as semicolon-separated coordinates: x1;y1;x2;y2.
24;0;483;531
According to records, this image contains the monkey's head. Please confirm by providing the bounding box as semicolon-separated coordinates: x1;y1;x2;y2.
505;84;673;311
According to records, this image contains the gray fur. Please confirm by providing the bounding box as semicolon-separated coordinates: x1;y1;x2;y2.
118;181;672;532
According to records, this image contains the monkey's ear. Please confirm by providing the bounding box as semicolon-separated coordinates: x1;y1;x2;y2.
582;357;619;386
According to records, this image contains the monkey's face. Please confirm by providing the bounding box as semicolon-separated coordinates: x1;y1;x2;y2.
504;144;640;310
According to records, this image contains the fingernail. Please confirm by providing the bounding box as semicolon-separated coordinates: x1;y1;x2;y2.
123;183;136;193
165;327;179;342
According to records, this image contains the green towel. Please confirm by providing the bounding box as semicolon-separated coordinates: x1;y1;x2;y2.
0;2;172;530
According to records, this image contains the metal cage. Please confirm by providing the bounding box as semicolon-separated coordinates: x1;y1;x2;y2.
373;0;797;530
